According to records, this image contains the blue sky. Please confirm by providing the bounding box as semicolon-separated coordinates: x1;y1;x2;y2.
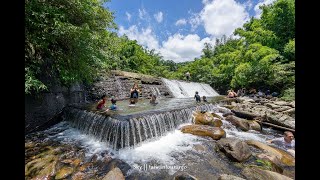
104;0;275;62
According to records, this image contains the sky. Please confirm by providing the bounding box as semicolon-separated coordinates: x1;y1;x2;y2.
104;0;276;62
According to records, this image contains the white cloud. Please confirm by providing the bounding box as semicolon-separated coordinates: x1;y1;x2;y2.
159;34;214;62
189;13;202;31
199;0;249;37
138;8;147;19
175;19;187;26
125;12;131;21
154;11;163;23
244;0;253;10
254;0;276;18
119;25;159;50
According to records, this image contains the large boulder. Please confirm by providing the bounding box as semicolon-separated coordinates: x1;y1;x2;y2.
218;174;245;180
225;115;250;131
216;138;252;162
245;140;295;166
193;112;223;127
180;125;226;140
248;120;262;131
241;166;293;180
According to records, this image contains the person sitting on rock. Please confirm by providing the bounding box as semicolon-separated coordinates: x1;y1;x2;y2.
203;96;208;102
194;91;201;102
267;131;295;156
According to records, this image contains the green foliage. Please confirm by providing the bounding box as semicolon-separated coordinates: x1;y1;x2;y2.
280;88;295;101
25;68;47;94
25;0;116;92
256;159;273;170
283;39;295;61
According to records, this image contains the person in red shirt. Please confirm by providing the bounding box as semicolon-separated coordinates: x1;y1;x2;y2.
96;95;107;110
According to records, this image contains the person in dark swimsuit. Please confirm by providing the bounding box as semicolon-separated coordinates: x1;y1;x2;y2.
194;91;201;102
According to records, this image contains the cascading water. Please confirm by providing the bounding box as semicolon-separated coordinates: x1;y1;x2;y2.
161;78;219;98
64;104;218;150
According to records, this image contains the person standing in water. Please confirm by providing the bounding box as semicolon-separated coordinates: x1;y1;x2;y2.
130;83;141;103
202;96;207;102
194;91;201;102
185;72;191;81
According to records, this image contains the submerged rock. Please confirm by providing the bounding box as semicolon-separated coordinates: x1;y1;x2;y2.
180;124;226;140
241;166;293;180
216;138;252;162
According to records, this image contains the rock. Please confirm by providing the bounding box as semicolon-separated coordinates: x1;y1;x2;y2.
211;112;224;119
72;172;86;180
248;120;262;131
282;108;295;117
181;125;226;140
274;106;292;112
216;138;252;162
265;103;281;109
223;112;235;117
193;111;214;125
174;172;198;180
218;174;245;180
102;167;125;180
241;166;293;180
273;101;291;106
193;112;223;127
288;101;295;108
25;153;58;178
231;109;260;120
245;140;295;166
55;166;74;179
97;159;131;177
225;115;250;131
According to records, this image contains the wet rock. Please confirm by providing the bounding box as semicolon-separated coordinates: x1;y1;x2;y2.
216;138;252;162
256;153;295;179
245;140;295;166
265;103;281;109
72;172;86;180
212;119;223;127
173;171;198;180
218;174;245;180
274;106;292;112
193;111;214;125
241;166;293;180
25;151;58;178
222;112;235;117
102;167;125;180
55;166;74;179
211;112;224;119
97;159;131;177
248;120;261;131
273;101;291;106
181;124;226;140
225;115;250;131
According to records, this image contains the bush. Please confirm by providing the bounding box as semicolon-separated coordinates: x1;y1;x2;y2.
280;88;295;101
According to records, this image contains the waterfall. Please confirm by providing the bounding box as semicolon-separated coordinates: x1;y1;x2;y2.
151;87;162;97
161;78;219;98
63;104;218;150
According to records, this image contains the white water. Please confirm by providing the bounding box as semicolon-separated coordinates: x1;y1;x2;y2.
162;78;219;98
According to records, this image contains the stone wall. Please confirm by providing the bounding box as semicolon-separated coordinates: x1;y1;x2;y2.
86;70;173;101
25;83;86;134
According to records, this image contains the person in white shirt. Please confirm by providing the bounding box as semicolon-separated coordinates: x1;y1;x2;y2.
267;131;295;156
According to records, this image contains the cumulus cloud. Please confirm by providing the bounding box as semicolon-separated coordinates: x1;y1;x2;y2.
254;0;276;18
138;8;147;19
175;19;187;26
189;13;202;32
199;0;249;37
119;25;159;50
159;34;213;62
154;11;163;23
125;12;131;21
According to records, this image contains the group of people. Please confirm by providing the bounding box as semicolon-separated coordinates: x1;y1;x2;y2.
226;88;280;99
194;91;208;102
96;83;158;111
